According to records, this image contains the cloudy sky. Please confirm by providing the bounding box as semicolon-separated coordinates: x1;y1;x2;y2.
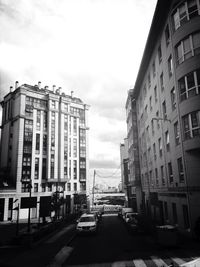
0;0;157;188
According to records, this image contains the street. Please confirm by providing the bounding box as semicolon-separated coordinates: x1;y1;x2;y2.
64;214;199;266
0;214;200;267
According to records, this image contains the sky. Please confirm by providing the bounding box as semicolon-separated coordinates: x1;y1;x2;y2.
0;0;157;188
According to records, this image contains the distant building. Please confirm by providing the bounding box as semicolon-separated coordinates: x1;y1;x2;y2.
0;82;89;221
126;0;200;235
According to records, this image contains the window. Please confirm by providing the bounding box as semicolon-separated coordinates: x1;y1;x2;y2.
148;74;151;89
43;112;47;131
155;168;158;186
74;183;77;192
174;121;180;145
161;166;165;185
160;72;164;91
67;183;71;192
48;184;52;192
73;117;77;136
52;100;56;109
162;101;167;120
80;182;86;191
172;0;200;31
35;134;40;154
73;160;77;179
36;110;41;131
168;55;173;77
64;103;68;112
152;61;156;78
168;162;173;184
178;157;185;182
178;69;200;101
21;183;29;193
35;158;39;179
23;156;31;166
42;158;47;180
73;138;77;157
151;119;155;135
42;184;46;192
158;138;162;157
176;32;200;65
171;88;176;111
153;143;156;160
183;204;190;229
172;203;178;225
149;96;152;111
165;131;170;152
165;24;170;46
50;154;54;179
156;111;160;129
154;86;158;103
158;45;162;63
182;110;200;139
34;183;38;192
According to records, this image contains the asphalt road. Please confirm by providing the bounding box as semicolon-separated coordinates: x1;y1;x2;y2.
1;214;199;267
65;214;165;266
64;214;200;266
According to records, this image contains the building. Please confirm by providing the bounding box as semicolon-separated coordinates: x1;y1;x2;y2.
120;138;129;194
0;82;89;221
127;0;200;235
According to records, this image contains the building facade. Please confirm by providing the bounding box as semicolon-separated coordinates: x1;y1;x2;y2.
0;82;89;221
120;139;129;203
128;0;200;235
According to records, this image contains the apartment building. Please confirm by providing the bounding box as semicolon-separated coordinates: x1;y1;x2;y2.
0;82;89;221
127;0;200;235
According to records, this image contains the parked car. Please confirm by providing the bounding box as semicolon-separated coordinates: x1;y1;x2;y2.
122;208;134;220
124;212;138;223
125;213;140;233
118;207;133;219
76;213;98;234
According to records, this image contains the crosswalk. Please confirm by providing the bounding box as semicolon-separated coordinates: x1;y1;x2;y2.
111;256;200;267
66;256;200;267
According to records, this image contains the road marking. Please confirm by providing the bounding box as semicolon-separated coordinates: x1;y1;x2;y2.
112;261;133;267
171;257;186;266
45;224;75;243
133;259;147;267
47;246;73;267
151;255;169;267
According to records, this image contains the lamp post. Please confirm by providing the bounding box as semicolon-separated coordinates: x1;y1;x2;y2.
27;182;32;233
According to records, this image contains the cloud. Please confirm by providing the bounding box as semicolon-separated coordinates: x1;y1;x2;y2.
90;159;119;169
0;0;157;188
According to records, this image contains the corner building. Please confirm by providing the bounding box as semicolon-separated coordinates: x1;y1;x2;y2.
0;83;89;221
132;0;200;235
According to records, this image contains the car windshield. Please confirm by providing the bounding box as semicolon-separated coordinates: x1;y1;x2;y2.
79;216;95;222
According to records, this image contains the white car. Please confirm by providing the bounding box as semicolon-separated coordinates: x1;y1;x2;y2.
76;213;98;234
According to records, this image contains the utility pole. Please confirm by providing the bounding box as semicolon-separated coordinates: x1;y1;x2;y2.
92;170;96;207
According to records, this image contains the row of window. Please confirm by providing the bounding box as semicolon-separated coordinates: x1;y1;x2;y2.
176;31;200;65
142;156;185;187
172;0;200;31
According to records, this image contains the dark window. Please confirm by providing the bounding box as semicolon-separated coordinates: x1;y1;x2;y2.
177;157;185;182
165;24;170;46
172;203;178;224
183;204;190;229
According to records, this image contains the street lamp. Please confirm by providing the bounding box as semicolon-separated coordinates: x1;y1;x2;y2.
27;182;32;233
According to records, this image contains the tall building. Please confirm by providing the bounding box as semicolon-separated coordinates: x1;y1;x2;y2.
126;0;200;235
0;82;89;221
